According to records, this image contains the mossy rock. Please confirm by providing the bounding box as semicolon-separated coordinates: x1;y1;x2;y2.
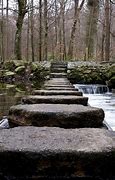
4;71;15;77
30;62;38;71
3;60;27;71
108;76;115;89
3;61;16;71
15;66;25;75
107;65;115;78
67;63;114;84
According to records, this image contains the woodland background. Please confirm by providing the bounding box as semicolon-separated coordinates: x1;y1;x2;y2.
0;0;115;62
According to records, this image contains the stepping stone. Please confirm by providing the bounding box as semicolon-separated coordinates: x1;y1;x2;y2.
50;73;67;78
45;87;76;90
45;82;70;85
0;127;114;179
22;95;88;105
51;63;67;68
47;78;70;83
51;67;67;73
45;84;74;88
33;90;83;96
45;80;71;85
9;104;104;128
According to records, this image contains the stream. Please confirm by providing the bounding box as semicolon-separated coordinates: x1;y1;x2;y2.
0;83;115;131
74;84;115;131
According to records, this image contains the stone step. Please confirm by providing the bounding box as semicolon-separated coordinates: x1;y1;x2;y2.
51;67;67;73
51;63;67;68
32;90;82;96
48;78;69;82
0;127;114;179
50;73;67;78
45;87;76;91
45;82;71;85
9;104;104;128
51;61;67;65
45;84;74;88
46;78;70;85
22;95;88;105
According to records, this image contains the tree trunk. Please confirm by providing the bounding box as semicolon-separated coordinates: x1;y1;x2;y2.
105;0;110;61
27;9;30;61
101;19;105;62
43;0;48;61
39;0;42;61
68;0;85;59
62;0;66;61
85;0;99;60
31;0;35;62
14;0;27;60
1;0;4;62
6;0;9;60
54;0;58;48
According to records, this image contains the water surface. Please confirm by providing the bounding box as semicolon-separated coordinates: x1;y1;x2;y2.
74;84;115;131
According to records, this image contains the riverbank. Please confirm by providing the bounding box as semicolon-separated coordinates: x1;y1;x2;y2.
67;61;115;90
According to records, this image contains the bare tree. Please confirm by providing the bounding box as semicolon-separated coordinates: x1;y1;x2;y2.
43;0;48;60
0;0;4;62
30;0;35;61
105;0;111;61
39;0;42;61
68;0;85;59
27;4;30;61
6;0;9;60
14;0;27;60
85;0;99;60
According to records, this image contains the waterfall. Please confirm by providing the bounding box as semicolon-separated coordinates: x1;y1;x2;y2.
74;84;109;94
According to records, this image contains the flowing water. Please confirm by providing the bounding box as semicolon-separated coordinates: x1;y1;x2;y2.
74;84;115;131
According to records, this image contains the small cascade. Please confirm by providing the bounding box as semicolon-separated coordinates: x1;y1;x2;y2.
74;84;109;94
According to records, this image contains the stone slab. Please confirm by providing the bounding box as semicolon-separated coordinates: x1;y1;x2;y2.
45;81;71;85
45;87;76;90
9;104;104;128
47;78;70;83
22;95;88;105
45;85;74;88
0;127;114;179
45;82;70;85
51;64;67;68
32;90;82;96
50;73;67;78
51;67;67;73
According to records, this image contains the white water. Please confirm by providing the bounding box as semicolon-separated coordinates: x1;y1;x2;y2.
74;84;115;131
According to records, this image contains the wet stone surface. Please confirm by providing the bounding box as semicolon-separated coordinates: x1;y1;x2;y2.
45;87;76;90
0;127;114;179
32;90;82;96
22;95;88;105
9;104;104;128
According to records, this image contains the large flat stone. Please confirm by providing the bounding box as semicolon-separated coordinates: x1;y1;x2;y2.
44;84;74;88
0;127;114;179
22;95;88;105
45;87;76;90
50;73;67;78
33;90;82;96
45;78;70;85
9;104;104;128
51;67;67;73
49;78;69;82
51;63;67;68
45;82;71;85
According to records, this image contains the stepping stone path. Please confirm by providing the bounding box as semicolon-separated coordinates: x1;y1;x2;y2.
0;61;115;179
